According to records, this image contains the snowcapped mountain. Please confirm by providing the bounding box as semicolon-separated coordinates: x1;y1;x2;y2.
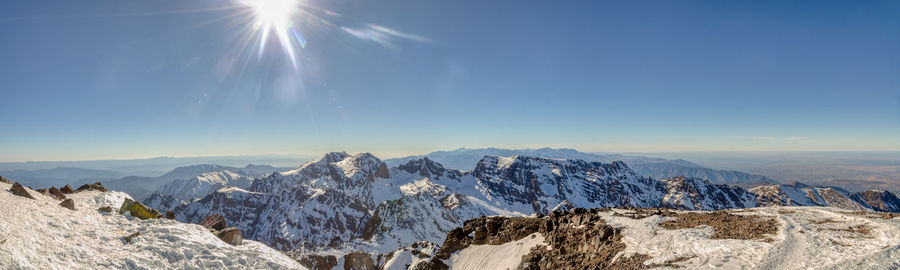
386;147;777;186
172;152;811;266
851;190;900;212
750;183;900;212
103;164;283;201
0;181;304;269
143;170;253;211
659;176;758;210
166;152;898;269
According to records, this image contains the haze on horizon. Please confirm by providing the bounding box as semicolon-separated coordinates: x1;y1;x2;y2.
2;0;899;162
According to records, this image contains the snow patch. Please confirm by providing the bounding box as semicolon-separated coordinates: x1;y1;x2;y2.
449;233;546;270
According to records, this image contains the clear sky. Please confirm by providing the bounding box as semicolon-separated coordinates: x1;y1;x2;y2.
1;0;899;162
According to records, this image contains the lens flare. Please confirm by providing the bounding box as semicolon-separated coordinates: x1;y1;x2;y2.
241;0;305;68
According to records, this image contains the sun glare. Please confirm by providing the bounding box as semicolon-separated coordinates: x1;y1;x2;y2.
245;0;296;27
242;0;305;68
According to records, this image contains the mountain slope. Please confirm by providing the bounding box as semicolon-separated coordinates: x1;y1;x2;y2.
0;167;125;189
143;170;253;211
0;181;304;269
387;147;777;186
101;164;282;201
176;153;774;260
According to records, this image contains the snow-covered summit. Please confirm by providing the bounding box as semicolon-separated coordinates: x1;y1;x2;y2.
144;170;253;211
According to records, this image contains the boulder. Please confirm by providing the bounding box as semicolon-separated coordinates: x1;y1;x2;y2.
343;252;376;270
98;206;113;213
76;182;107;192
119;199;162;220
49;187;66;200
59;199;76;210
123;231;141;243
0;176;10;184
165;211;176;220
200;214;227;231
215;227;243;246
60;185;75;194
9;183;35;199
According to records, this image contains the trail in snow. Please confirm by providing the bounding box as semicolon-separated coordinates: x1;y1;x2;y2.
754;212;803;269
593;207;898;270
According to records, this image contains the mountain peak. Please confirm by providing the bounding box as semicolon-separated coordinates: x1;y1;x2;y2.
395;157;459;181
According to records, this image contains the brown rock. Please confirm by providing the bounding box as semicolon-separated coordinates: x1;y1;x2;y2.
165;211;176;220
59;199;76;210
123;231;141;243
60;185;75;194
200;214;227;231
215;227;243;246
0;176;10;184
9;183;35;199
298;255;338;270
76;182;107;192
49;187;66;200
98;206;113;213
342;252;375;270
375;163;390;179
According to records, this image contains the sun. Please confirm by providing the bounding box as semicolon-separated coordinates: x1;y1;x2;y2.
240;0;306;68
244;0;297;27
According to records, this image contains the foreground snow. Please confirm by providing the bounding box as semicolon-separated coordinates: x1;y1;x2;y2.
0;182;305;269
445;207;898;270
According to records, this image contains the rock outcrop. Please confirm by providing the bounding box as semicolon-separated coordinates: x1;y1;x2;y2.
59;199;76;210
76;182;107;192
49;187;66;200
119;199;163;220
422;208;651;270
10;182;35;200
216;228;243;246
60;185;75;194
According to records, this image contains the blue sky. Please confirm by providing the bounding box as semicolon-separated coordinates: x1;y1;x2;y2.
1;0;899;161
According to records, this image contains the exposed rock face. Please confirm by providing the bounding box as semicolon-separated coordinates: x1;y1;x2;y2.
60;185;75;194
659;176;756;210
851;190;900;212
423;208;650;270
748;183;898;212
10;183;35;200
59;199;76;210
200;214;227;231
298;255;338;270
342;252;375;270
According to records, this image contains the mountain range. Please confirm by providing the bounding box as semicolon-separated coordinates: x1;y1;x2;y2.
386;148;777;186
141;151;897;268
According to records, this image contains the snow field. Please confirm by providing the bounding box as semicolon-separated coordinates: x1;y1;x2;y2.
0;182;305;270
